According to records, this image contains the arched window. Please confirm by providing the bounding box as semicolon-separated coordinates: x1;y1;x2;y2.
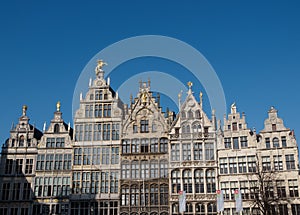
54;124;59;133
172;203;179;214
183;169;192;193
188;110;193;119
185;203;193;214
130;185;139;206
171;170;180;193
182;124;190;133
160;184;168;205
19;135;24;147
121;186;129;206
196;203;205;214
160;160;168;178
131;160;139;179
195;110;201;119
206;169;216;193
150;160;158;178
121;161;130;179
195;169;204;193
193;123;201;133
150;184;158;205
207;203;217;214
273;137;279;148
181;111;186;119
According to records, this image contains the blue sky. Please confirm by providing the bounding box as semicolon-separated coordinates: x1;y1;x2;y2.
0;1;299;145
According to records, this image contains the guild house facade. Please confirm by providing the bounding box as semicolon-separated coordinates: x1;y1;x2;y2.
0;60;300;215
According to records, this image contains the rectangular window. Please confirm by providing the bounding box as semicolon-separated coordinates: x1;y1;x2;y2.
247;156;256;172
16;159;23;174
101;172;109;193
102;123;111;140
46;138;55;148
224;137;231;149
23;183;31;200
205;143;214;160
133;124;138;133
122;140;130;154
274;155;283;170
232;122;237;131
233;137;239;149
110;172;119;193
171;144;180;161
291;204;300;215
1;183;10;200
238;156;247;173
82;172;91;194
94;123;102;141
83;148;91;165
140;120;149;133
103;104;111;117
240;136;248;148
219;158;228;174
111;147;119;165
75;125;83;141
25;159;33;174
141;139;149;153
182;143;191;160
102;147;110;165
194;143;203;160
12;183;21;200
272;124;277;131
229;157;237;173
112;123;120;140
286;154;296;170
276;180;286;198
289;180;299;197
262;156;271;171
281;136;287;147
5;159;13;174
150;138;158;153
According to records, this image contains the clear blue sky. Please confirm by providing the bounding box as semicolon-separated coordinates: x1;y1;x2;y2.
0;1;299;145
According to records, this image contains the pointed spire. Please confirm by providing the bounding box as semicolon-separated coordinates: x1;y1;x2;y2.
68;122;71;132
116;91;119;99
22;105;27;116
80;92;83;101
43;122;46;132
148;77;151;88
89;78;92;87
107;77;110;85
200;91;203;108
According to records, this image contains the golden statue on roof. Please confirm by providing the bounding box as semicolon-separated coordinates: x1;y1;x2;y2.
95;59;107;79
56;101;61;112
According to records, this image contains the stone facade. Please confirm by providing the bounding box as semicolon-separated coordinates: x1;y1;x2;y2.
0;64;300;215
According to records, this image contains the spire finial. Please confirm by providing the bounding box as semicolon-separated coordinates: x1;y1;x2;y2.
187;81;193;89
22;105;27;116
200;91;203;107
56;101;61;112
